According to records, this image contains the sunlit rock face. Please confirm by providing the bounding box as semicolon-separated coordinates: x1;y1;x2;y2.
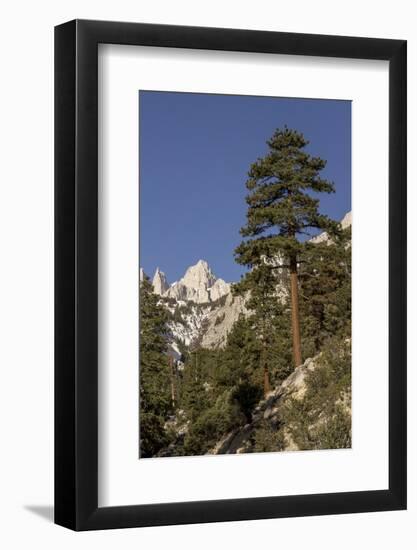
163;260;230;304
341;211;351;229
152;267;169;295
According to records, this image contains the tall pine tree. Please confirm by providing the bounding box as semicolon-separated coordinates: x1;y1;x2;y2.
233;263;288;396
235;127;337;368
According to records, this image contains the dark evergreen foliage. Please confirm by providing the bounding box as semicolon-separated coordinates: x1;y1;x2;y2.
139;277;173;457
299;226;352;357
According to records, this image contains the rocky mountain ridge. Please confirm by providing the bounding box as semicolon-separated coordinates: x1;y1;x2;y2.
141;260;238;352
207;354;320;454
152;259;230;304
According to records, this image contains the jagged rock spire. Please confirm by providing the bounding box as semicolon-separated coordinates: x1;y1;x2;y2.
181;259;217;292
152;267;169;295
148;260;230;304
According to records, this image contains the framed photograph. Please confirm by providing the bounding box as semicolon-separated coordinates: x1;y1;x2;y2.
55;20;406;530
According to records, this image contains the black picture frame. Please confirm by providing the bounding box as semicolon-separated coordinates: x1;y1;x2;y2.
55;19;407;531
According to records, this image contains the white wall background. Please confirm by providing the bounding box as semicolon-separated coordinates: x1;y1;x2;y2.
0;1;414;548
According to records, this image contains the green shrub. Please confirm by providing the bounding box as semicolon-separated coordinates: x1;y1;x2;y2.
183;391;244;455
252;421;285;453
281;339;351;450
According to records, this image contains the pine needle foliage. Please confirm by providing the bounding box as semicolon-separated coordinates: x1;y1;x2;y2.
235;126;337;267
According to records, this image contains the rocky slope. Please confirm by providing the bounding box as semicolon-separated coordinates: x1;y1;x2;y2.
200;293;248;348
207;348;351;454
160;300;214;359
207;355;319;454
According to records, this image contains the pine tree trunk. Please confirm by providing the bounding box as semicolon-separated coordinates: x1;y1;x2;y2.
263;365;270;397
290;256;303;368
261;340;270;397
168;355;176;408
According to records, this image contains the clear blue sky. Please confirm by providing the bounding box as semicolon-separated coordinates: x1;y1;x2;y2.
139;91;351;283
